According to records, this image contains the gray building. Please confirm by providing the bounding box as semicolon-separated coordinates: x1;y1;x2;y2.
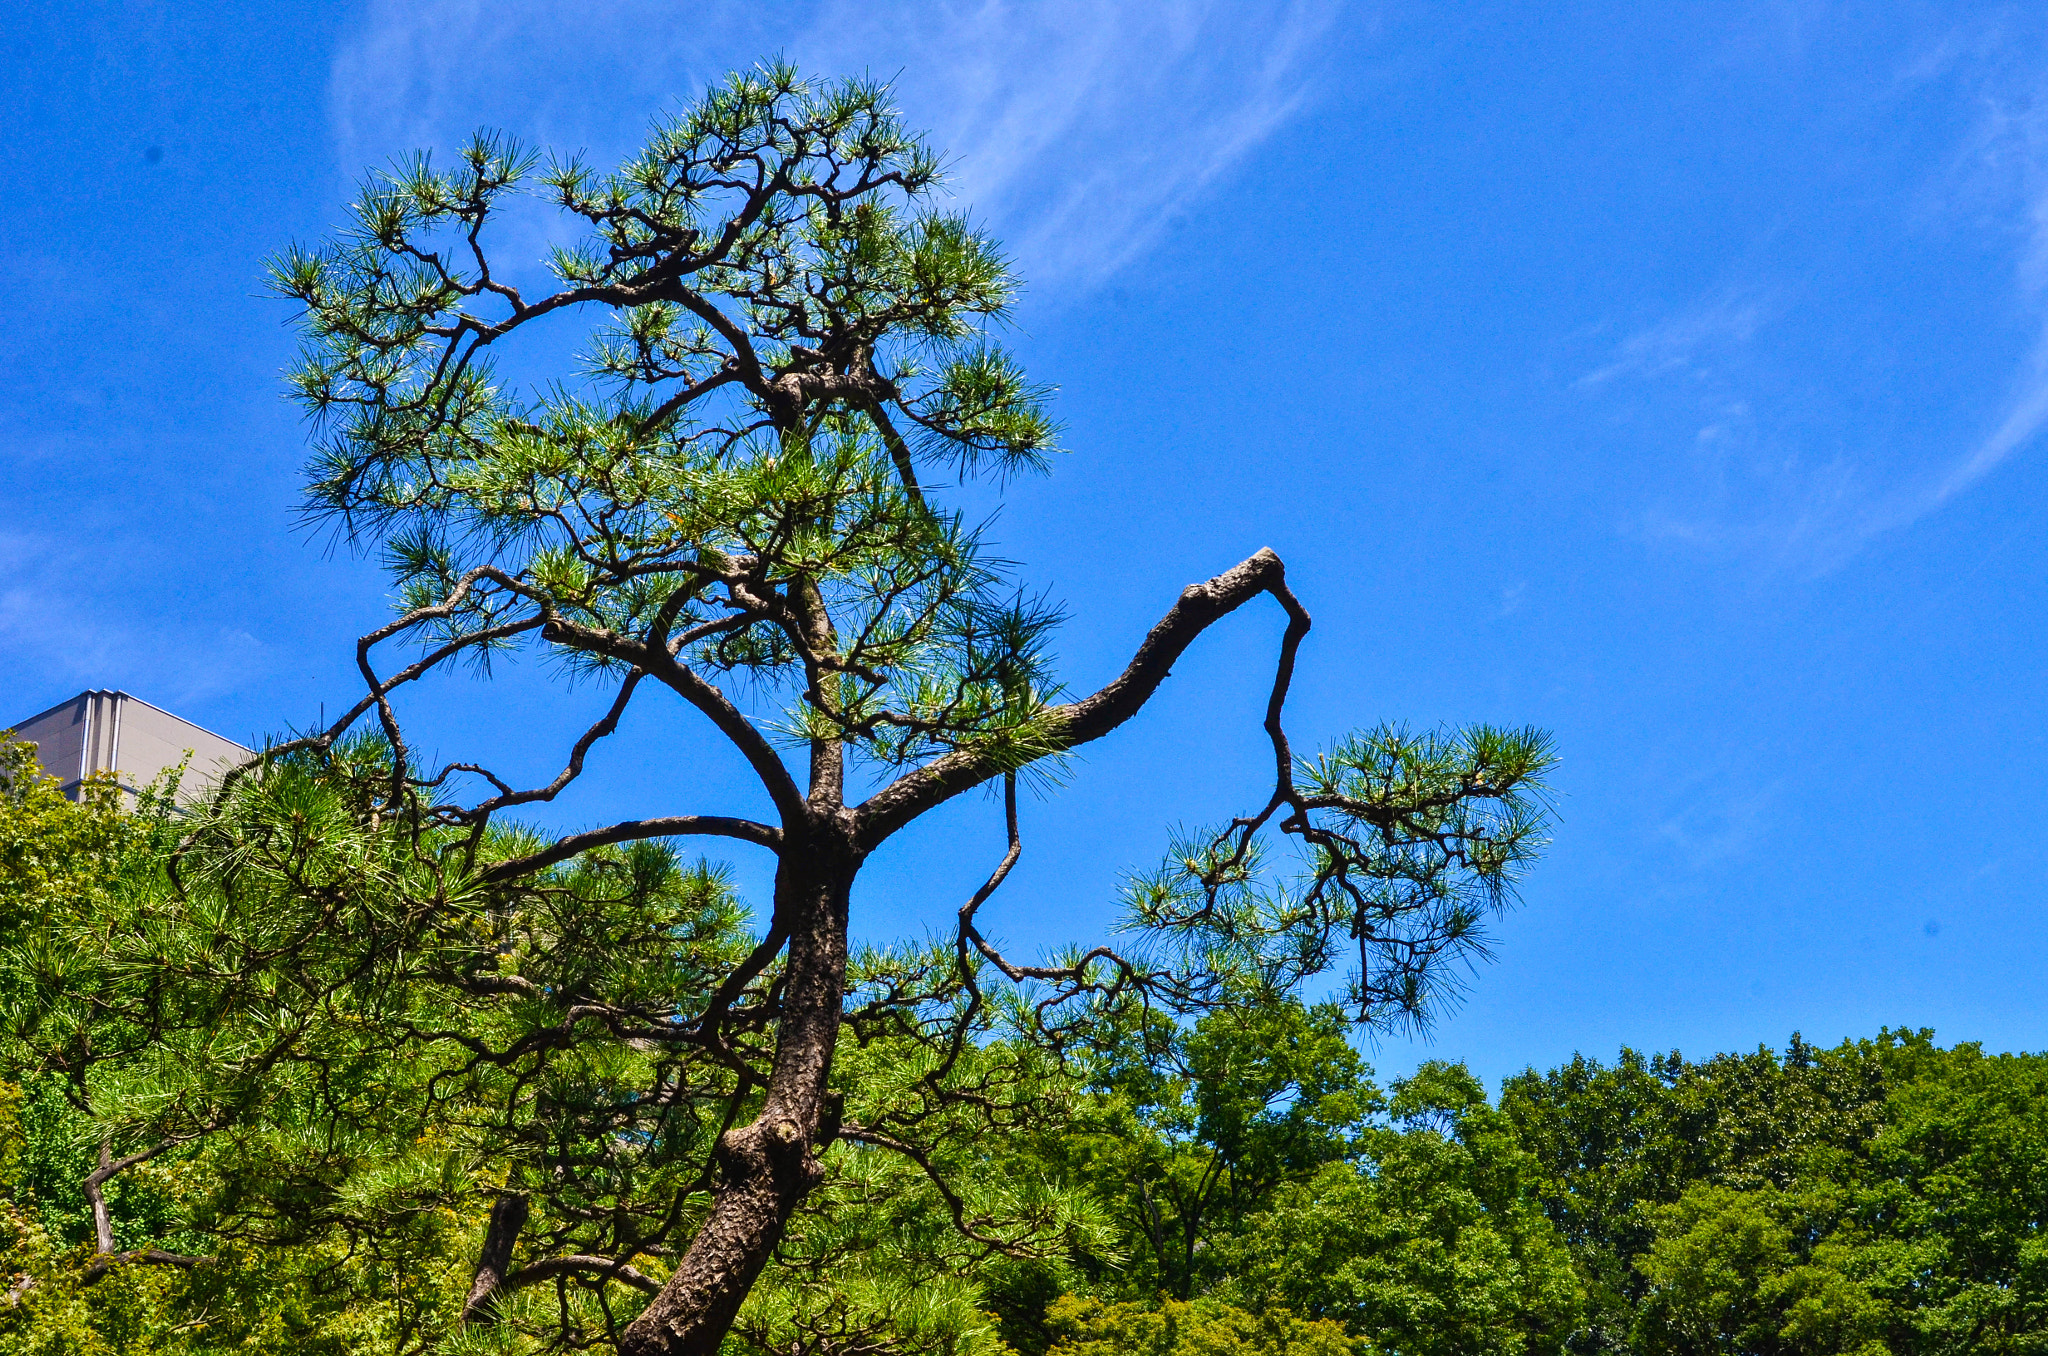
5;690;250;801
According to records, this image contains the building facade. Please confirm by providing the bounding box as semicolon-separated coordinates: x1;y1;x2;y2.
4;690;250;801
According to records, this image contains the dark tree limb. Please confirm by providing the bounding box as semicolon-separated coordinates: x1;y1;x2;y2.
504;1254;663;1296
853;548;1306;849
837;1123;1034;1255
78;1140;211;1285
481;815;781;883
86;1140;172;1256
617;844;855;1356
857;392;924;508
956;772;1022;937
541;617;810;829
461;1192;531;1324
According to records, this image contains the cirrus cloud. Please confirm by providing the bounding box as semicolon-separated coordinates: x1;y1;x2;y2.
327;0;1349;293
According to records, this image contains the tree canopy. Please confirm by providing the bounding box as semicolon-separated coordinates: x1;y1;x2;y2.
3;757;2041;1356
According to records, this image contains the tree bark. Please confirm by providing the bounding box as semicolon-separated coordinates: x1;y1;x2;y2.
852;548;1301;849
461;1192;530;1324
617;829;856;1356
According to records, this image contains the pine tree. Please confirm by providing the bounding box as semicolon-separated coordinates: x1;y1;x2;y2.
21;66;1556;1356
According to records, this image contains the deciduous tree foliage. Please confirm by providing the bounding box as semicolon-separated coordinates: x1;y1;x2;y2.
1041;1296;1357;1356
1501;1033;2048;1355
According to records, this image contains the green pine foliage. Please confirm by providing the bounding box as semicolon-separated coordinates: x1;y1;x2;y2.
0;735;1098;1354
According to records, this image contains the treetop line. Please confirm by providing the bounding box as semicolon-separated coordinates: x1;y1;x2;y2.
25;66;1556;1356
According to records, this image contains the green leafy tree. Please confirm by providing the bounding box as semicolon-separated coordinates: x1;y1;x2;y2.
1051;997;1378;1300
1631;1037;2048;1356
1500;1036;1894;1354
1006;1029;1579;1356
1861;1039;2048;1351
1631;1183;1894;1356
1221;1063;1581;1356
1498;1049;1714;1353
4;66;1557;1356
0;743;186;1340
1503;1032;2048;1356
1044;1295;1359;1356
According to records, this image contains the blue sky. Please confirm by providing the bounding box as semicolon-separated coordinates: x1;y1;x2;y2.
6;0;2048;1087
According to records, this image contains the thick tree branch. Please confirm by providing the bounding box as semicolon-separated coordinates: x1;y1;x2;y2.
462;1193;531;1323
541;617;809;828
852;548;1305;849
78;1139;211;1285
504;1254;662;1295
86;1140;176;1256
858;393;924;508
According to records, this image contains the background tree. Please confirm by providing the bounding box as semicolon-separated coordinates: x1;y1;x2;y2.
1045;997;1378;1302
1025;1002;1581;1356
1500;1031;2048;1355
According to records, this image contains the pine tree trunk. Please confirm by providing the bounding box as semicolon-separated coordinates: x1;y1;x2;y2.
617;838;853;1356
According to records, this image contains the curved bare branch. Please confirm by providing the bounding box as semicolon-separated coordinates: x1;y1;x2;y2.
853;549;1305;849
481;815;781;882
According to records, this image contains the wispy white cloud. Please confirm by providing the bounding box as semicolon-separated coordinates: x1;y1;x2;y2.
1583;264;2043;570
1569;24;2048;573
1904;81;2048;516
1858;336;2048;543
1576;286;1881;572
805;0;1346;288
1654;772;1783;869
1576;287;1778;390
1817;58;2048;546
327;0;1348;293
